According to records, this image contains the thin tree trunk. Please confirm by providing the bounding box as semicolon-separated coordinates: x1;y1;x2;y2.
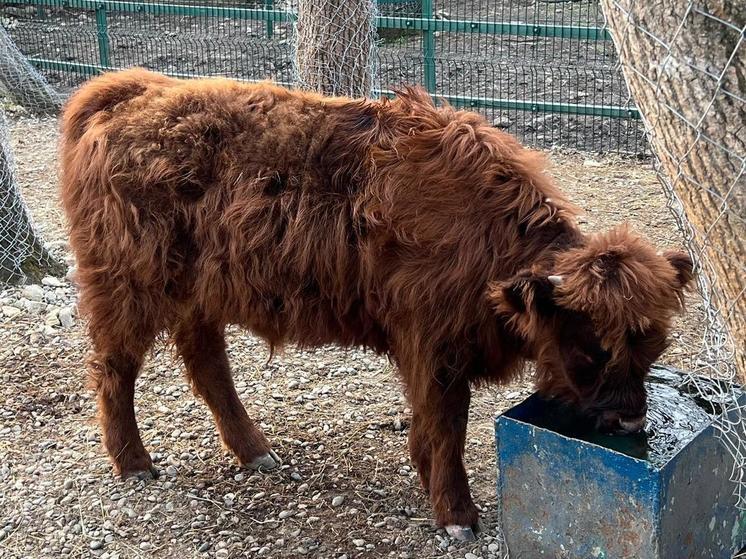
0;111;64;284
294;0;376;98
601;0;746;375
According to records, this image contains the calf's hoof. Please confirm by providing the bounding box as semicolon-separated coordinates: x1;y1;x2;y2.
120;465;159;481
445;524;477;541
246;449;281;472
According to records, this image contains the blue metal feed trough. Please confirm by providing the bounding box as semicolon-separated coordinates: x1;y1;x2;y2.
495;365;746;558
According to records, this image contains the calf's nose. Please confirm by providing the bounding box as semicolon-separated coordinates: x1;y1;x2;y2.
618;414;646;434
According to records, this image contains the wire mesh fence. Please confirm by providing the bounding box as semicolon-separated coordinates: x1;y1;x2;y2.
0;108;62;284
602;0;746;524
0;0;647;154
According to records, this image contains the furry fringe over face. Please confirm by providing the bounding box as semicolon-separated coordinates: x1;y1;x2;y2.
60;68;694;532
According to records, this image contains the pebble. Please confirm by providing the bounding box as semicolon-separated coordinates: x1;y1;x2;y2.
197;542;210;552
278;510;293;519
89;541;103;550
353;539;365;547
290;472;302;481
297;483;309;493
59;307;74;328
42;276;64;287
22;284;44;302
165;465;177;477
1;306;21;318
464;554;479;559
488;543;500;553
331;496;345;507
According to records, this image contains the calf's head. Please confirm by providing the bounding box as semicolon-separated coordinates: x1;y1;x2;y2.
490;226;694;434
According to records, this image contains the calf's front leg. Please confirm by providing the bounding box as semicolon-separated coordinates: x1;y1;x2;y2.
407;372;479;541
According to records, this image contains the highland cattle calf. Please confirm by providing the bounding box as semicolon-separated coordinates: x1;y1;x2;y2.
60;68;693;540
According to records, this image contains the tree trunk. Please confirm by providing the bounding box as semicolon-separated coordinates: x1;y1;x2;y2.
0;111;64;284
294;0;376;98
601;0;746;375
0;25;61;115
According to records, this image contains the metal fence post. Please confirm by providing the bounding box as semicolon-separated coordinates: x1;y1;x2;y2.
266;0;274;38
421;0;436;93
95;3;110;68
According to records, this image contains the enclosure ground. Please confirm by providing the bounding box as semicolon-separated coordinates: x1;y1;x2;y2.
0;116;704;559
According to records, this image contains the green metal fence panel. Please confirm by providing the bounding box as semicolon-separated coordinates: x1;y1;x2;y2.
94;2;110;68
0;0;646;153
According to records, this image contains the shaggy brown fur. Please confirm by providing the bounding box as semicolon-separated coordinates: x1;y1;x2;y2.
60;68;693;530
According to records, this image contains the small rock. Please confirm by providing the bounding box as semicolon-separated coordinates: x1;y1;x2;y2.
278;510;293;519
1;306;21;318
488;543;500;553
89;541;103;550
197;542;211;553
464;554;479;559
22;284;44;302
44;309;60;327
352;539;365;547
583;159;602;167
165;465;177;477
42;276;64;287
297;483;309;493
290;472;302;482
331;495;345;507
25;300;46;313
59;307;74;328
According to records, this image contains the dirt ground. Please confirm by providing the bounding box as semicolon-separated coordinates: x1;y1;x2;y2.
0;115;705;559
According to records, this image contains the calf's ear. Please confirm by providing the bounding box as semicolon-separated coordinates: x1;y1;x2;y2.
487;272;559;334
662;250;694;289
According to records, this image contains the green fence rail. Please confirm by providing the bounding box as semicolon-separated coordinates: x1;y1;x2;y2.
1;0;646;153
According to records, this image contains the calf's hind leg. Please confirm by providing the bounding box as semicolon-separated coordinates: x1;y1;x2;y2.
174;319;280;470
87;302;159;479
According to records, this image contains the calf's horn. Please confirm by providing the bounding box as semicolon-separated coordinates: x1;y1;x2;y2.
548;275;564;286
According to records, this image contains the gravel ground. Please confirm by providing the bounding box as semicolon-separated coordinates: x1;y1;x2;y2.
0;116;705;559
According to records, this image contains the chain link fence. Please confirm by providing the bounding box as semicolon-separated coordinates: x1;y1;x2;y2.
602;0;746;531
0;23;62;284
0;110;61;284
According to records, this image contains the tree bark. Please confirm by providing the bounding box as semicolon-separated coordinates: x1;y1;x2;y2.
601;0;746;375
0;111;64;284
294;0;376;98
